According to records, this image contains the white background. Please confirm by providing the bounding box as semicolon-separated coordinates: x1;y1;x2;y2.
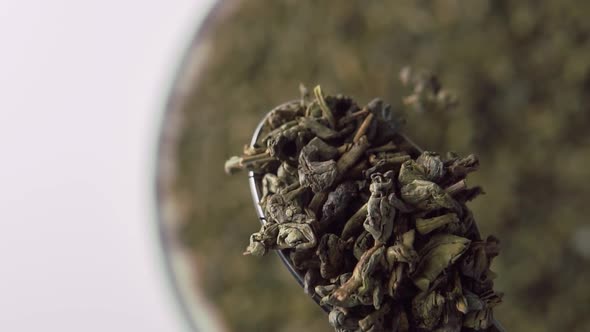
0;1;215;331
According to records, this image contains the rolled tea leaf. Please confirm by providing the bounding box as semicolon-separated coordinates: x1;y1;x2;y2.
415;213;459;235
341;203;368;241
416;151;446;182
385;230;418;269
398;160;427;186
261;173;281;198
353;231;374;260
329;244;385;308
463;308;494;330
364;171;397;244
436;301;463;332
276;222;317;250
298;117;340;140
401;179;460;212
243;223;280;256
359;303;390;332
298;158;338;193
263;193;305;224
336;135;370;176
411;290;446;330
412;234;471;291
277;161;299;185
298;137;340;193
321;181;358;223
328;307;359;331
317;233;348;279
303;268;322;295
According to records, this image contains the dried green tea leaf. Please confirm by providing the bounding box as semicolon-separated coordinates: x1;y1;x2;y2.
329;245;385;308
243;223;280;256
299;152;339;194
412;234;471;291
463;308;494;330
401;180;460;212
341;203;368;241
322;182;358;224
401;67;458;113
336;135;370;176
365;98;406;146
359;303;390;332
417;151;446;182
415;213;459;235
398;160;427;186
354;231;375;260
444;153;480;183
277;161;299;185
385;230;419;297
411;290;446;330
263;193;305;224
298;117;340;140
261;173;281;197
317;233;349;279
276;222;317;250
364;171;397;244
328;307;359;332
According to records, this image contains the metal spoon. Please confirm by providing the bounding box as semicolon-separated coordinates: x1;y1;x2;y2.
247;100;505;332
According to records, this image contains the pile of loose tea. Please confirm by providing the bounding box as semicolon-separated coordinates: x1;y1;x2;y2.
224;77;502;332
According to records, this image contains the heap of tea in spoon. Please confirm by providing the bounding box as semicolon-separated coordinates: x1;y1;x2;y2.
225;70;502;332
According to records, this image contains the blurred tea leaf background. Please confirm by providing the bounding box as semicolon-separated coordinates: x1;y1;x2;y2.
165;0;590;331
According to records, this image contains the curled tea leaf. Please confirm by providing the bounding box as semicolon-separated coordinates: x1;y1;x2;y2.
317;234;350;279
385;230;419;297
277;161;299;185
329;245;385;308
266;103;301;129
354;231;375;260
398;160;427;186
263;193;305;224
401;67;458;113
336;135;370;176
401;180;460;212
328;307;359;332
313;85;336;128
322;182;358;223
359;303;390;332
463;308;494;330
303;268;322;295
365;98;405;146
417;151;446;182
460;236;500;281
276;222;317;250
266;123;309;161
298;137;340;193
444;153;480;183
412;234;471;291
262;173;281;198
298;117;340;140
243;223;280;256
341;203;368;241
411;290;446;330
364;171;397;244
415;213;459;235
